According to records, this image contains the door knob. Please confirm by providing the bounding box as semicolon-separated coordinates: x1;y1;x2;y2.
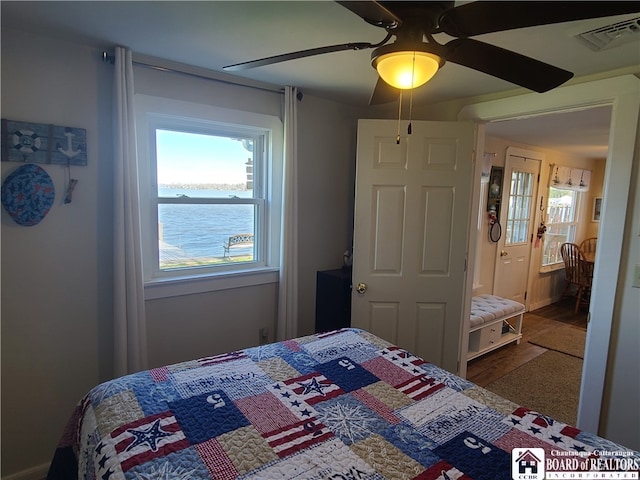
356;282;367;294
501;250;508;257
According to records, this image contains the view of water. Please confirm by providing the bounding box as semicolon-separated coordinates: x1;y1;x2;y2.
158;187;254;261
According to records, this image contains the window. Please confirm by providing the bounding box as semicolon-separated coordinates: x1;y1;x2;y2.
135;95;283;297
504;170;535;245
542;187;580;267
154;129;263;271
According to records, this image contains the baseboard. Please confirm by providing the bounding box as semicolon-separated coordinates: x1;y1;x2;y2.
529;295;561;312
2;463;49;480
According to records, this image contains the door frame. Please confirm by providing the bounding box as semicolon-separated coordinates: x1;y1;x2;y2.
459;75;640;434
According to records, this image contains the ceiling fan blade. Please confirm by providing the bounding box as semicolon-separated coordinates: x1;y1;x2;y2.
444;38;573;93
439;1;640;38
369;77;400;105
336;1;401;28
223;42;374;71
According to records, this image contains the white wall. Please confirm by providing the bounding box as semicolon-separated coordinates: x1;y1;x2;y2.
296;95;360;336
600;116;640;448
146;284;279;367
1;29;109;476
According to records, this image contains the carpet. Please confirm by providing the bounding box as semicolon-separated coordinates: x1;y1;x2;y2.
528;325;586;358
484;350;582;425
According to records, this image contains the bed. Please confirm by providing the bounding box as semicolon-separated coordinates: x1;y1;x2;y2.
48;328;639;479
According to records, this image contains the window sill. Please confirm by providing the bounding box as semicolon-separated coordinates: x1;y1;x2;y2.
539;263;564;274
144;267;279;300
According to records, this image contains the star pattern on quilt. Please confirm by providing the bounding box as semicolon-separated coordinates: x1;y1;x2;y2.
534;413;556;427
320;402;374;444
93;440;115;479
298;377;328;396
98;454;109;469
101;468;115;479
133;462;198;480
126;419;173;452
422;366;473;391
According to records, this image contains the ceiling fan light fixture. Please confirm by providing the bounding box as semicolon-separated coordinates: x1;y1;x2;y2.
373;50;441;89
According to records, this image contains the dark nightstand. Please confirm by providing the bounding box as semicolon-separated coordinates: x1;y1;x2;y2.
315;267;352;333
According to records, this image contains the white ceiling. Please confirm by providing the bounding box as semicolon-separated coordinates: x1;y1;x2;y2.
484;105;613;160
2;1;639;158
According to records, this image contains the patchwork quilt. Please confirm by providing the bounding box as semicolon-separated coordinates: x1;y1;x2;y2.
47;328;639;479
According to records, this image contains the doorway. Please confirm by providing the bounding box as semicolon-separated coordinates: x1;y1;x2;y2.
485;111;609;311
473;113;603;432
459;75;639;433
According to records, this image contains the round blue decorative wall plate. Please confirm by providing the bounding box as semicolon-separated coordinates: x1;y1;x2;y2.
1;164;55;226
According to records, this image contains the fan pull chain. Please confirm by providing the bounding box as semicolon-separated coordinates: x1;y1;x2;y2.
396;89;403;144
407;52;416;136
408;87;414;136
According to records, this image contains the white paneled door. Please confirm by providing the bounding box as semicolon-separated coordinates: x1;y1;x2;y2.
351;119;474;374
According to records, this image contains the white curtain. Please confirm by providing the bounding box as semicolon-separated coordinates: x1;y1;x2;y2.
550;164;591;192
113;46;147;376
277;86;299;341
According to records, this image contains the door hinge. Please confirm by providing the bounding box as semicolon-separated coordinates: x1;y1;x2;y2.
524;291;528;300
530;233;534;243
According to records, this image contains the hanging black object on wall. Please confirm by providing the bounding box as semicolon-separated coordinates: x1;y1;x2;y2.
487;166;504;242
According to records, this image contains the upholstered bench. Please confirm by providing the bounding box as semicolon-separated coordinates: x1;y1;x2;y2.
468;294;524;360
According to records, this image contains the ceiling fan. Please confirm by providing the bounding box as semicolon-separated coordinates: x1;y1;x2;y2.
223;1;639;104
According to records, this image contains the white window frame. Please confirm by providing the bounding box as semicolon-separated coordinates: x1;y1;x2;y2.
135;94;283;299
541;186;580;272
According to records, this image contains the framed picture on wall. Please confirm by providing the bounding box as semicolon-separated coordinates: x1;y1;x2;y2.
593;197;602;222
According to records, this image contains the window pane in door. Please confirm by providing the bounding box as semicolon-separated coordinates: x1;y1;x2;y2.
505;170;535;245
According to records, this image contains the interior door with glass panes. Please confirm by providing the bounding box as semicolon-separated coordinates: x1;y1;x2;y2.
493;148;542;306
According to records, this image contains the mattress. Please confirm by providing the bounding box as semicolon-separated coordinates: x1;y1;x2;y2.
47;328;639;479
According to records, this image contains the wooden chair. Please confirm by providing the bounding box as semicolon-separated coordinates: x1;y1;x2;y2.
560;242;592;314
579;237;597;255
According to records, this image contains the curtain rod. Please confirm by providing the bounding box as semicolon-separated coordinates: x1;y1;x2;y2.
101;51;285;96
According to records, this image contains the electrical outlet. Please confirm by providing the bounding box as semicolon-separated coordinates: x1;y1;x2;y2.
633;264;640;288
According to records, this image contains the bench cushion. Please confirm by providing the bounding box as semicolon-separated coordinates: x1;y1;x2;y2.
470;294;525;328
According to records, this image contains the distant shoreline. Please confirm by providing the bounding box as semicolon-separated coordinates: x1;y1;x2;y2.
159;183;248;191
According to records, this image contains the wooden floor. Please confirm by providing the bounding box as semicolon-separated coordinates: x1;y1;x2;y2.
466;297;588;387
